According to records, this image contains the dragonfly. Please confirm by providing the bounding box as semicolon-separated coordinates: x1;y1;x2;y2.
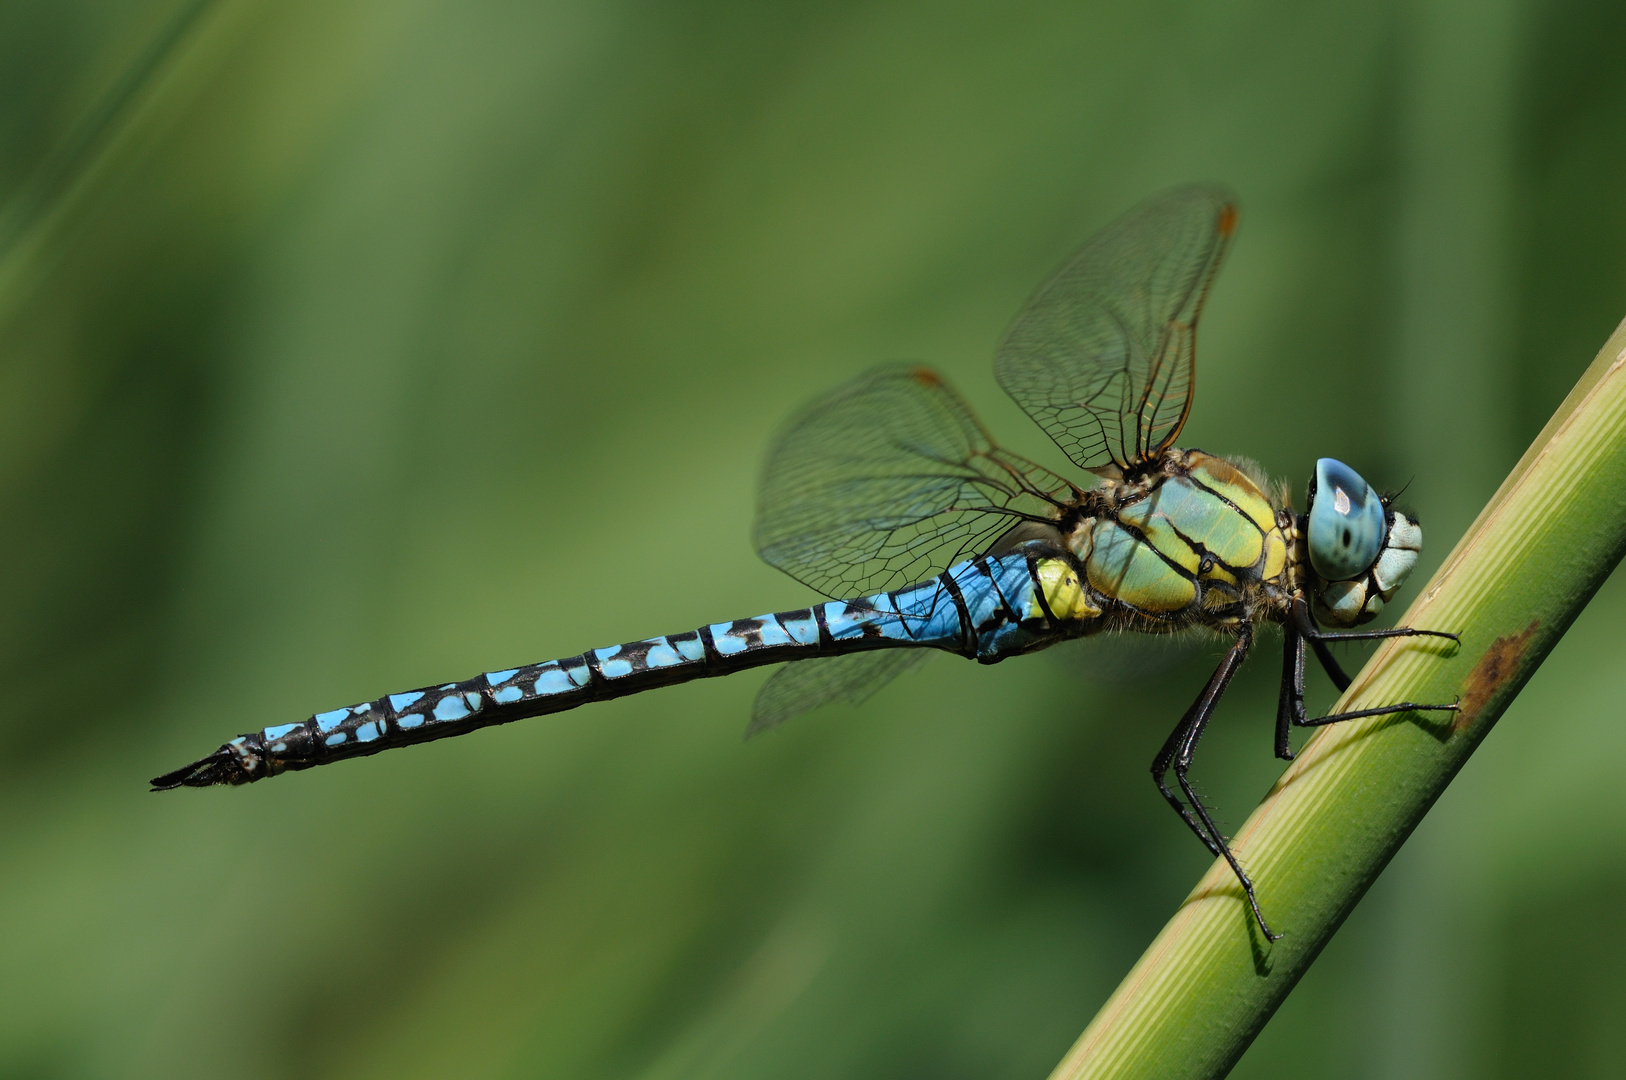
154;184;1459;940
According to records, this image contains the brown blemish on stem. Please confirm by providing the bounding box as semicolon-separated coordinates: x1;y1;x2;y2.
1456;620;1540;732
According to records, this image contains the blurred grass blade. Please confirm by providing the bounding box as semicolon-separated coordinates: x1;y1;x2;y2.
0;0;219;302
1050;314;1626;1080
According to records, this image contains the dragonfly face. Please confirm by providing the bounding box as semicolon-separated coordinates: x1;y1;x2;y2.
1305;457;1423;627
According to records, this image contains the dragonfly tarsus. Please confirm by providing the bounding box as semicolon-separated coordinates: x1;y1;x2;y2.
1275;598;1462;759
1303;622;1458;697
1293;701;1461;729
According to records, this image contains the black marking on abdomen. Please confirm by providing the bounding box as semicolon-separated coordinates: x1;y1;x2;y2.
813;604;833;649
582;650;609;695
973;556;1023;626
697;623;722;667
604;638;664;679
668;630;703;660
840;600;887;638
937;570;976;656
1024;556;1059;627
726;618;770;649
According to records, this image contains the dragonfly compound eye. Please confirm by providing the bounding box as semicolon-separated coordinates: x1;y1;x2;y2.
1306;457;1386;582
1311;509;1422;626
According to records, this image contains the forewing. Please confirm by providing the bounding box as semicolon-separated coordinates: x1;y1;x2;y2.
755;365;1073;598
747;650;933;737
995;184;1237;471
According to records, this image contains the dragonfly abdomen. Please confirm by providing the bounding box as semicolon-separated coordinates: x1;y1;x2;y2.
152;548;1091;789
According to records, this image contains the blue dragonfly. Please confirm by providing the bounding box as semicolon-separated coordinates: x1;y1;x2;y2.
154;185;1458;939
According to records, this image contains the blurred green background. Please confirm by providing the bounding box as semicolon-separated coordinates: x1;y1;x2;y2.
3;1;1625;1077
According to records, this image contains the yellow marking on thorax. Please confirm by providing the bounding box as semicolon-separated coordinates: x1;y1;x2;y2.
1083;522;1198;612
1261;529;1288;583
1184;452;1277;534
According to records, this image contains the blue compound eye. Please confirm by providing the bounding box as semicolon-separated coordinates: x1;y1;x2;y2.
1307;458;1386;582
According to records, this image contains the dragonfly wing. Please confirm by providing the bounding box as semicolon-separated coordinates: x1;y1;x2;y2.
747;649;934;737
755;365;1074;598
995;184;1237;472
1047;630;1207;687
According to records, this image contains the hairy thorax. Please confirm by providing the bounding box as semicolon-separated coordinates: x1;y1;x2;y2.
1056;448;1300;633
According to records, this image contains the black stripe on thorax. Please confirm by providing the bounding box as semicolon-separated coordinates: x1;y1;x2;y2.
1105;516;1199;581
1182;474;1269;538
1157;517;1256;579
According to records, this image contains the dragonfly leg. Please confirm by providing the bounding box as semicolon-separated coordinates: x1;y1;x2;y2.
1151;627;1281;941
1293;598;1458;650
1295;700;1460;728
1275;620;1306;761
1152;699;1223;859
1287;600;1461;729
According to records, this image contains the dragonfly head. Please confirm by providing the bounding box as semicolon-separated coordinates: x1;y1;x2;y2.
1304;458;1421;627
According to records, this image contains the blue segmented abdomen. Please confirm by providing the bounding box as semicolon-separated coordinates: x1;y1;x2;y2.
151;548;1081;789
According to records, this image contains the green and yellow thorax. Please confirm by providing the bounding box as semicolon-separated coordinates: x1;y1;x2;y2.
1042;449;1300;631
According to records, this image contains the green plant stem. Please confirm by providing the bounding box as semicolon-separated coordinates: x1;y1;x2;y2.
1048;316;1626;1080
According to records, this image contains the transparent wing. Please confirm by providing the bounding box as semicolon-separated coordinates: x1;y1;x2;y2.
1047;631;1207;687
747;649;933;737
995;184;1237;472
755;365;1076;598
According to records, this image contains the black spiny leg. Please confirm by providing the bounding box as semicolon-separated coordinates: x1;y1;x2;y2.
1286;599;1461;729
1276;619;1305;760
1153;627;1281;942
1308;633;1351;692
1154;686;1225;860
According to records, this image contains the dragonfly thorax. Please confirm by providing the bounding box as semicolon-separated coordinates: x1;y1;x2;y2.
1051;448;1294;633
